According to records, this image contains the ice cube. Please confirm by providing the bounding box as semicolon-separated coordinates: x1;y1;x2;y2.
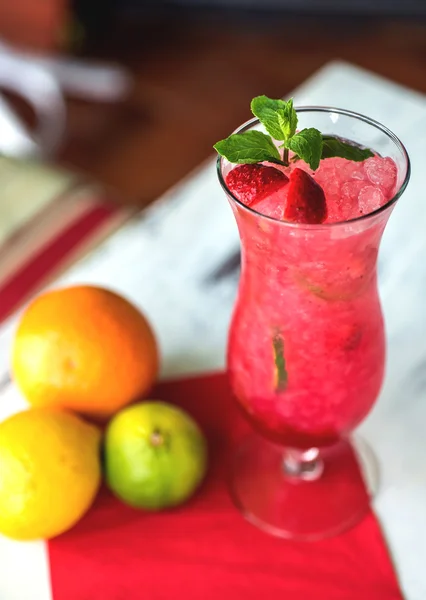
316;164;342;223
341;181;366;218
318;157;365;184
364;156;397;195
315;162;340;198
252;189;287;220
351;168;365;181
358;185;385;215
339;158;365;182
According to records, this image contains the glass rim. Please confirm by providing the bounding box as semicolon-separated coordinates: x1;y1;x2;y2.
216;105;411;229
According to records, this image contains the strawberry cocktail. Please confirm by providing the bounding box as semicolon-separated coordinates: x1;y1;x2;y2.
215;99;410;539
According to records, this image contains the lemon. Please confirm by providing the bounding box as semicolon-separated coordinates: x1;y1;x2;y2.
104;402;208;510
0;409;101;540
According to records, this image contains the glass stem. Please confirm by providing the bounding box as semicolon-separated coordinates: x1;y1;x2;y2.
282;447;324;481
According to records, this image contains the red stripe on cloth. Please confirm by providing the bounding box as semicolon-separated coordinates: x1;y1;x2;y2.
0;203;119;325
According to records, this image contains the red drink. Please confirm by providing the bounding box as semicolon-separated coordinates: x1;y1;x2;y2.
217;107;410;539
228;155;396;448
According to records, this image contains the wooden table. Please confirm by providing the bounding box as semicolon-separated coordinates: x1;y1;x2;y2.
58;13;426;206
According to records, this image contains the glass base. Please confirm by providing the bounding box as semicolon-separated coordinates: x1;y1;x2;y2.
229;433;378;541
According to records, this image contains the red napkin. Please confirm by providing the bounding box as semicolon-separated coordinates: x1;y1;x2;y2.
48;372;403;600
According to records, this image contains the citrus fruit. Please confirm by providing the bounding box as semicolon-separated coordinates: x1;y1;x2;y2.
11;285;159;419
0;408;101;540
104;401;208;510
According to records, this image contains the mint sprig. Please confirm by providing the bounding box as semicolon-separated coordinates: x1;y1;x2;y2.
214;96;374;171
213;130;283;165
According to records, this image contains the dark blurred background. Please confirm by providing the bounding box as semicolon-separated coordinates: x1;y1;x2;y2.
1;0;425;206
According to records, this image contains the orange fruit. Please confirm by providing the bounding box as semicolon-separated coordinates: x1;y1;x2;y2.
11;285;159;419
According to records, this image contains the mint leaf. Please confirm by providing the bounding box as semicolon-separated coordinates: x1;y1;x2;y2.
214;130;282;164
321;136;374;161
251;96;285;140
251;96;297;141
281;98;298;140
286;128;323;170
272;331;288;393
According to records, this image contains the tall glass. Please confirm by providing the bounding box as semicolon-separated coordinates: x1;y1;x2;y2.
217;108;410;540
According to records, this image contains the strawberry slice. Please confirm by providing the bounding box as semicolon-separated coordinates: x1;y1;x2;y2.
225;164;289;207
284;167;327;224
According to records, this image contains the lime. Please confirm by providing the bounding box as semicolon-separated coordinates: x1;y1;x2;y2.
104;401;208;510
